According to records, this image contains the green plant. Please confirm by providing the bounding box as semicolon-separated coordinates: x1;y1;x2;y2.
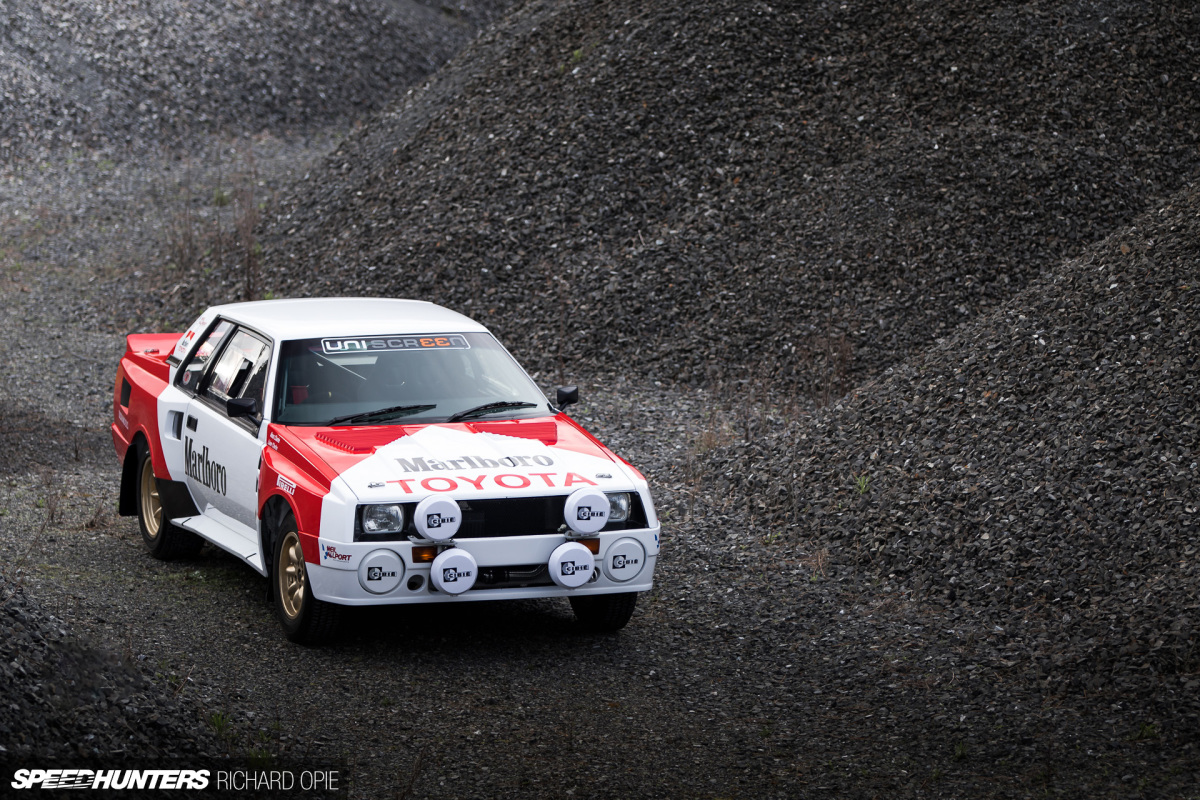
953;741;968;761
209;711;233;739
246;747;274;768
213;187;231;207
1128;722;1160;742
854;473;871;495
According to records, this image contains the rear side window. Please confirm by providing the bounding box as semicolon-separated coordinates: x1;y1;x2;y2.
177;320;234;392
204;330;270;406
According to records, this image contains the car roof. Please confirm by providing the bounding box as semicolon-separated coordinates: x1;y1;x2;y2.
206;298;489;340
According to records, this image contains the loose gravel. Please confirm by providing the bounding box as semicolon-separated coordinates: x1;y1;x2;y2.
2;0;1199;797
0;0;513;161
245;0;1200;399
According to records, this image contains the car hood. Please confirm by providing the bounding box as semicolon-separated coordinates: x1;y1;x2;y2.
280;417;638;502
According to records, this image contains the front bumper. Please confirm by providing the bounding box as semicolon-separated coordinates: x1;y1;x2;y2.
304;529;659;606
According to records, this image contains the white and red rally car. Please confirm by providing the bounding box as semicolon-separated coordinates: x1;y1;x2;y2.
112;298;659;643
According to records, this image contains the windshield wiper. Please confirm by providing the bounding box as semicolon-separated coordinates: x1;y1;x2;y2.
446;401;538;423
328;404;436;426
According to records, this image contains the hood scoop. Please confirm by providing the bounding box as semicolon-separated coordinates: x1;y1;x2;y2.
466;419;558;445
314;428;409;454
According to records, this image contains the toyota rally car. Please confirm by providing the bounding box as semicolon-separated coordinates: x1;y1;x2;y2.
112;298;659;644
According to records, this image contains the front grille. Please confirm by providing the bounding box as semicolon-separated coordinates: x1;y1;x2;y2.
354;494;648;541
456;497;567;538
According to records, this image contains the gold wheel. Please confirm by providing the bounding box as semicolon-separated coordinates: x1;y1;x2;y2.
138;454;163;540
277;530;307;620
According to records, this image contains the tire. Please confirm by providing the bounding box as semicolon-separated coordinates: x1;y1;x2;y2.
273;513;343;645
569;592;638;632
135;442;203;559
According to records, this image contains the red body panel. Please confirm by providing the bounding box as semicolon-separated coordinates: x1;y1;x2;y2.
112;333;182;479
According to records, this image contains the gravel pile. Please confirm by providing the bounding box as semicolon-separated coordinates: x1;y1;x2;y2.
707;184;1200;687
0;573;223;760
248;0;1200;399
0;0;513;161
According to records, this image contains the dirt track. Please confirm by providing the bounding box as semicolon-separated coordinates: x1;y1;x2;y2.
2;0;1198;797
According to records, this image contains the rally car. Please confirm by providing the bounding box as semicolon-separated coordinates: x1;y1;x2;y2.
112;298;659;643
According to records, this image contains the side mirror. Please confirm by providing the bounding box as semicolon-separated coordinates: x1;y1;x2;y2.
227;397;259;419
556;385;579;409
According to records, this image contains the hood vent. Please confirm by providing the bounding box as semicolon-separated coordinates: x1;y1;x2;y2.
314;428;408;454
467;420;558;445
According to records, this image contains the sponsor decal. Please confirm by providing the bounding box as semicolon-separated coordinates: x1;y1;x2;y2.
612;554;640;569
267;431;281;451
10;769;210;790
560;560;590;577
117;410;129;429
183;437;227;496
386;472;596;494
426;512;456;529
576;505;606;521
276;475;296;496
321;334;470;354
367;566;396;582
321;544;352;563
442;566;472;582
395;454;555;472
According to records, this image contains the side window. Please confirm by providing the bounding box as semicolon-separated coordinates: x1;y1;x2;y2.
177;320;234;392
204;330;271;412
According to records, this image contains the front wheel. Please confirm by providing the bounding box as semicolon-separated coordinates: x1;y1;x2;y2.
135;442;202;559
273;515;343;645
569;592;638;631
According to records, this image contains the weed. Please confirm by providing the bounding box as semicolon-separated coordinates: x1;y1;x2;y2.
164;155;199;274
855;473;871;495
572;48;584;62
953;741;968;761
1128;722;1160;742
395;746;428;800
212;187;231;207
234;143;261;301
246;747;274;769
83;503;108;531
804;547;829;578
209;711;234;740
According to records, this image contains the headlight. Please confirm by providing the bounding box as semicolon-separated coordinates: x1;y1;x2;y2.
605;492;631;523
361;504;405;534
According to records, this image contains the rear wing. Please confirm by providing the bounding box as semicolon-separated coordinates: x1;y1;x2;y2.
123;333;183;383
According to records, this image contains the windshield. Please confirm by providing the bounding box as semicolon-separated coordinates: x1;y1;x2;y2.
272;332;550;426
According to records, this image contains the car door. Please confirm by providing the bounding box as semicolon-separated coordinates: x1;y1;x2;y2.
183;326;272;545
